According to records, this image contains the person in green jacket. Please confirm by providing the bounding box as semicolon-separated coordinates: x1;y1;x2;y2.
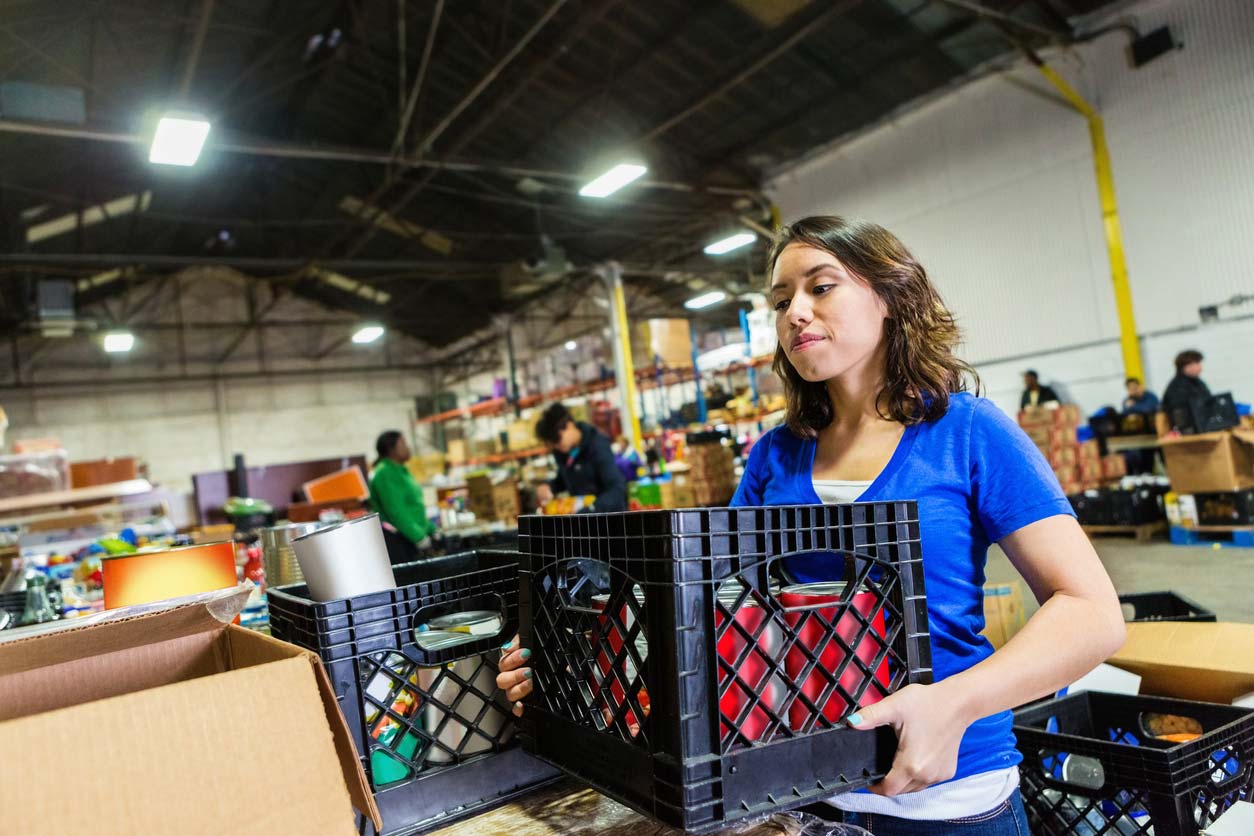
369;431;433;559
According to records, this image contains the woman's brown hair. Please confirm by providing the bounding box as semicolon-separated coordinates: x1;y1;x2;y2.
768;216;978;437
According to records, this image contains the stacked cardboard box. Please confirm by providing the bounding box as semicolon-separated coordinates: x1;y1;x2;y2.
507;418;536;452
631;318;693;369
466;474;520;523
1020;405;1106;494
686;442;737;506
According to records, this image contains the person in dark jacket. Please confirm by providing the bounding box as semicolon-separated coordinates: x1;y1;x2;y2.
1161;350;1211;422
1122;377;1160;414
533;403;627;512
1020;369;1061;409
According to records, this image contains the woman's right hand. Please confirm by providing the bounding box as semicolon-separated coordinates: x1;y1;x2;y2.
535;483;554;505
497;634;533;716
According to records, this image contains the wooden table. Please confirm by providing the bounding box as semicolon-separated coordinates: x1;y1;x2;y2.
1103;434;1161;453
424;778;826;836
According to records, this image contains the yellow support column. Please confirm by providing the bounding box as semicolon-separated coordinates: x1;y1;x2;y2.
1036;63;1144;382
601;262;645;456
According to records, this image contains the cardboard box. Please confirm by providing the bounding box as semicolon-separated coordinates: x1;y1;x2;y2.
1109;621;1254;704
1053;404;1083;427
466;475;520;522
406;452;446;483
1053;464;1078;485
1018;406;1052;428
1023;425;1052;445
1079;458;1104;483
507;419;536;452
446;439;467;465
0;600;380;834
981;581;1025;650
632;318;693;369
1160;429;1254;494
70;456;139;488
1048;445;1078;469
303;465;369;503
1079;439;1102;462
1101;454;1127;480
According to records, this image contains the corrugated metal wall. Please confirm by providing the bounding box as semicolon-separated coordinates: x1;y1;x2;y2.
767;0;1254;411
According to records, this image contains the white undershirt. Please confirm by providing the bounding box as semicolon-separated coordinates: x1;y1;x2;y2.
811;478;1020;820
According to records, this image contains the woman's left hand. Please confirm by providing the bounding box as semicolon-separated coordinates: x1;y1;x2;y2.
846;682;972;796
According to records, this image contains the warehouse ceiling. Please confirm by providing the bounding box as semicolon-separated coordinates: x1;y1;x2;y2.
0;0;1126;367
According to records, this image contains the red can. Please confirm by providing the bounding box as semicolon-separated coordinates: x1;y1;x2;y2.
715;586;785;745
590;593;649;736
781;581;890;732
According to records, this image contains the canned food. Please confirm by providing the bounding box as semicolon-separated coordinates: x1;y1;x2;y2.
362;652;436;786
715;585;785;744
589;592;650;737
425;653;510;764
424;610;502;635
780;581;890;731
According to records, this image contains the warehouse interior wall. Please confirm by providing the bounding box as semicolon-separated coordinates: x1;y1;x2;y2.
1;369;426;493
767;0;1254;418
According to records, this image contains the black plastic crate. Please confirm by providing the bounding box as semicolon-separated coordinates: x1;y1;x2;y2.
1194;489;1254;527
1015;692;1254;835
516;502;932;833
1119;591;1216;623
1070;490;1114;526
0;590;24;621
268;551;560;836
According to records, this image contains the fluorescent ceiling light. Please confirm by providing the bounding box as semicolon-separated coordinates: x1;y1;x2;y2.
579;163;647;198
102;331;134;353
565;340;577;351
149;116;210;166
684;291;727;310
703;232;757;255
352;325;385;344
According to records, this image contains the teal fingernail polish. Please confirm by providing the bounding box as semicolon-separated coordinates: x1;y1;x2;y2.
501;640;513;650
523;669;533;679
521;648;532;660
847;712;863;725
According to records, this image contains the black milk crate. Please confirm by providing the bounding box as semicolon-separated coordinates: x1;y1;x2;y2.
268;551;560;836
1015;692;1254;836
0;590;24;621
516;502;932;833
1119;591;1216;623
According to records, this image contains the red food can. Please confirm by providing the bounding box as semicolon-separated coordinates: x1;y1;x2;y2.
781;581;890;732
589;593;649;736
715;586;785;745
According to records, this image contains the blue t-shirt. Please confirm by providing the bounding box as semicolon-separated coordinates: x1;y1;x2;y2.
730;392;1074;783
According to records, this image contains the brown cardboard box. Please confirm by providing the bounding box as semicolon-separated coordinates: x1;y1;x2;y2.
1018;406;1052;428
1023;425;1052;445
1109;621;1254;704
70;456;139;488
407;452;446;483
446;439;468;465
0;600;380;834
1053;464;1078;485
1160;429;1254;494
1101;454;1127;480
507;419;536;452
467;474;520;522
1079;459;1104;483
1049;445;1078;469
632;319;693;369
1053;404;1083;427
981;581;1026;649
1079;439;1102;462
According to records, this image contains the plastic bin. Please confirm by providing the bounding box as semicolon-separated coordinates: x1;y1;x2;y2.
516;502;932;833
0;449;69;499
267;551;560;836
1119;592;1216;624
1015;692;1254;835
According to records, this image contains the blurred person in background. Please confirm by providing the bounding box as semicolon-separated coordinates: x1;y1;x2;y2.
1161;350;1211;419
1019;369;1060;409
1121;377;1159;414
370;431;433;562
533;402;626;512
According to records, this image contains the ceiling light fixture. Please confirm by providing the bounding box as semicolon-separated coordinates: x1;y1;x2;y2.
352;325;385;344
102;331;135;353
703;232;757;256
565;340;577;350
149;115;211;166
684;291;727;310
579;163;647;198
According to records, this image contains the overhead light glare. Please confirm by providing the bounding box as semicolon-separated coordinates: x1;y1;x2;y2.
103;331;135;353
579;163;647;198
352;325;385;344
684;291;727;310
565;340;577;351
149;115;210;166
703;232;757;256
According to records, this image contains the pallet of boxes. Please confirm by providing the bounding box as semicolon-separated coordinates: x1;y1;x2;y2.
1018;404;1120;494
683;432;737;507
1159;419;1254;547
466;473;521;524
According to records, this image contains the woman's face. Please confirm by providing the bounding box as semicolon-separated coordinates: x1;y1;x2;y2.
770;243;888;384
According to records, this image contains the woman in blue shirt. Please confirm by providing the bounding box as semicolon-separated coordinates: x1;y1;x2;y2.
501;216;1125;834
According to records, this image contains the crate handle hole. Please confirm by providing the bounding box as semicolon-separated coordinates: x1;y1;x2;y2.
410;592;509;662
1039;749;1107;792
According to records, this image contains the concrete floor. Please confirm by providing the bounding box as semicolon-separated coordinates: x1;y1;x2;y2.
985;536;1254;623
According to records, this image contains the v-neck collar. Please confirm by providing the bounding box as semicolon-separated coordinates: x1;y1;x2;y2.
798;422;920;504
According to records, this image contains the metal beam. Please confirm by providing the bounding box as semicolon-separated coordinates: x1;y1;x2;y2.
634;0;865;144
0;119;756;196
391;0;445;156
933;0;1069;41
178;0;215;96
